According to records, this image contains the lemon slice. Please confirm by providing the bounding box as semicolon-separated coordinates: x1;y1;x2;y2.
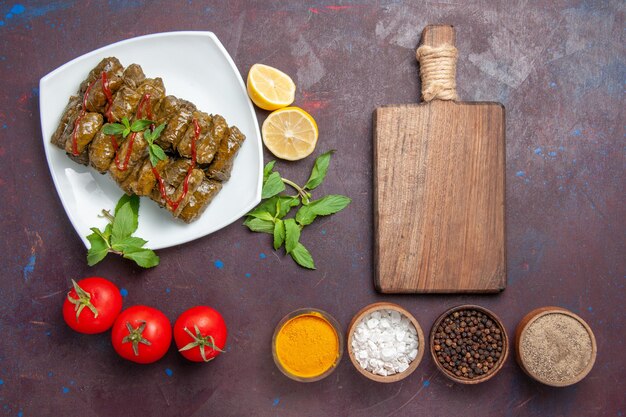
247;64;296;111
262;107;318;161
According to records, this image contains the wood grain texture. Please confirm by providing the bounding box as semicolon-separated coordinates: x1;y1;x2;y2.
374;100;506;293
422;24;455;47
374;24;506;293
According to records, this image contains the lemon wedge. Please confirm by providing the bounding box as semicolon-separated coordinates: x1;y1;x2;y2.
262;107;318;161
247;64;296;111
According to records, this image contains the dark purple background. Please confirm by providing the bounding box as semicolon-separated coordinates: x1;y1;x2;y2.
0;1;623;416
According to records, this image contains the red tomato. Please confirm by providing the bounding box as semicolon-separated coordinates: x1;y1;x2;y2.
62;277;123;334
174;306;227;362
111;306;172;364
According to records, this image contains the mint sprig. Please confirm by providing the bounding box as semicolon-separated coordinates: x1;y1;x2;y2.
86;194;159;268
103;117;152;138
243;151;351;269
144;122;167;166
103;118;167;167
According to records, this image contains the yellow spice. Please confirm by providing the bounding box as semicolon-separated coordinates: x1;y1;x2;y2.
275;312;339;378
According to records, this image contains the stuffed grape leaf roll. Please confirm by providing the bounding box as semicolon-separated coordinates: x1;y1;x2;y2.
206;125;246;181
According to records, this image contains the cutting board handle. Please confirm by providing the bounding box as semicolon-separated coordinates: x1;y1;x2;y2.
416;25;458;101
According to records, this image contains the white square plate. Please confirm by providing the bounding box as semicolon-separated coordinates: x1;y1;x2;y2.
40;32;263;250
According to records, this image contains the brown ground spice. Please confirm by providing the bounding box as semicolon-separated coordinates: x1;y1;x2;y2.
520;313;592;384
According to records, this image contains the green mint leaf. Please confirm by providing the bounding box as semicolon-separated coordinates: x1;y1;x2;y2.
296;195;351;226
111;201;137;243
111;236;148;253
122;247;159;268
275;199;282;217
114;195;140;233
130;119;153;132
262;172;285;199
151;144;167;160
102;123;125;136
86;231;110;266
121;117;130;129
284;219;300;254
102;223;113;240
89;227;111;246
263;161;276;183
304;150;334;190
148;144;167;167
273;220;285;250
243;217;275;234
246;209;274;222
150;122;166;140
251;196;281;215
114;194;140;218
290;242;315;269
278;197;300;218
249;195;299;219
295;205;316;226
88;195;156;268
307;194;351;216
123;127;131;138
149;149;159;167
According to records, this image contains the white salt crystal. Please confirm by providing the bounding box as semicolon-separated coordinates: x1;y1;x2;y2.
381;347;396;361
380;331;393;343
390;310;401;323
350;309;420;377
395;330;406;342
367;340;377;352
367;318;379;329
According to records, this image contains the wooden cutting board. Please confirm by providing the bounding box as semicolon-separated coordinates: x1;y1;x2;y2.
373;25;506;293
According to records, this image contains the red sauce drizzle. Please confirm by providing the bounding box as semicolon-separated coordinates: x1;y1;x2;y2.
101;82;197;213
113;132;137;171
70;77;96;156
110;136;119;156
151;118;199;212
101;71;114;122
136;93;152;119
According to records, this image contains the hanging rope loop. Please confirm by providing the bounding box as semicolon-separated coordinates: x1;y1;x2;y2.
416;44;458;102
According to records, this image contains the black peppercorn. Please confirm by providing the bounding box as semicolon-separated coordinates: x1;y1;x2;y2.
433;308;505;381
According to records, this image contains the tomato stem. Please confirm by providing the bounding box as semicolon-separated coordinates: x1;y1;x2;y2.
67;279;99;322
178;325;224;362
122;321;152;356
